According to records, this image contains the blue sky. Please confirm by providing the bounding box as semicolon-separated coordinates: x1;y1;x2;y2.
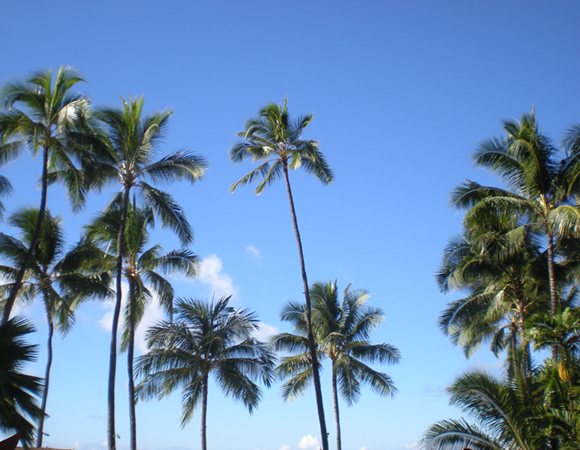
1;1;580;450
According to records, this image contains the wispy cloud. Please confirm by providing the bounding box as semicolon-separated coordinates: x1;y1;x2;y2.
198;254;239;300
245;245;262;265
298;435;320;450
405;443;419;449
280;446;290;450
252;322;279;342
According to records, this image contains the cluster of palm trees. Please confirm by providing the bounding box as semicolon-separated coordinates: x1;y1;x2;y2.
423;111;580;449
0;68;400;450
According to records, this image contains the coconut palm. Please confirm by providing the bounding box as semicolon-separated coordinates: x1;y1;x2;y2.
0;317;43;446
272;281;400;450
527;307;580;383
450;110;569;335
135;296;275;450
230;98;333;450
0;67;92;323
421;369;550;450
0;208;111;446
86;95;206;450
85;201;198;450
437;222;550;377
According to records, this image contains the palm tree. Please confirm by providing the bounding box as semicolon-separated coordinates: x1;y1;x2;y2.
0;317;44;446
272;281;401;450
135;296;275;450
0;67;91;324
450;111;568;335
229;98;334;450
527;307;580;383
437;223;549;377
0;208;111;446
87;95;206;450
421;369;551;450
85;201;198;450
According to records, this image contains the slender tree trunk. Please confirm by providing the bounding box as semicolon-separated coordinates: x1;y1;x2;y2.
514;284;531;378
331;362;341;450
546;232;559;360
282;165;329;450
2;146;49;324
128;281;137;450
201;375;208;450
37;307;54;448
108;188;130;450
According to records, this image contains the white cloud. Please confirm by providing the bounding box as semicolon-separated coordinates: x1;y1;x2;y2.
298;435;320;450
135;296;164;354
253;322;279;342
198;254;239;300
280;446;290;450
360;447;368;450
405;443;418;449
245;245;262;265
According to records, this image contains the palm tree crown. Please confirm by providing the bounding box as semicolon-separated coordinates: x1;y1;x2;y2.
229;97;333;194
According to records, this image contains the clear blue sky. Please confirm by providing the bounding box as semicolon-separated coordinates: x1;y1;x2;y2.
1;2;579;450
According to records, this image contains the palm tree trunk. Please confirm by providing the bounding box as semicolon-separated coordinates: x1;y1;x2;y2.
332;362;341;450
2;146;49;324
128;281;137;450
201;374;208;450
108;188;130;450
37;310;54;448
282;165;329;450
546;233;559;360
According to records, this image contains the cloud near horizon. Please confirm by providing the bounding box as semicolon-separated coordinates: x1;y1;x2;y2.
298;435;320;450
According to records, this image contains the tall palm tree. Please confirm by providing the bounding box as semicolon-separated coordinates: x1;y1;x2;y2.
0;67;91;324
85;201;198;450
272;281;400;450
87;95;206;450
230;98;334;450
0;317;43;447
450;111;567;328
135;296;275;450
0;208;111;446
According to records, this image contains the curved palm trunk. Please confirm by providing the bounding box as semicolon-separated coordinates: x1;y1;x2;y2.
331;362;342;450
108;188;130;450
2;146;49;324
201;374;208;450
128;281;137;450
282;165;329;450
37;308;54;448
